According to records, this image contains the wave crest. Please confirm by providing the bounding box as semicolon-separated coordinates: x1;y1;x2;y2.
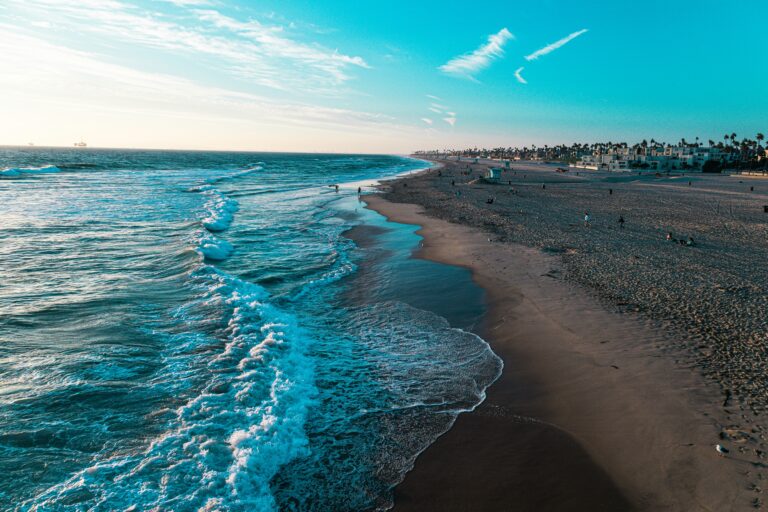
23;267;317;512
1;165;60;177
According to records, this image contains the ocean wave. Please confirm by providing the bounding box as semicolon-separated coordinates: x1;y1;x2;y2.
206;165;263;185
196;232;234;261
290;243;357;300
22;266;317;512
0;165;60;177
57;163;101;170
270;301;502;511
201;188;239;232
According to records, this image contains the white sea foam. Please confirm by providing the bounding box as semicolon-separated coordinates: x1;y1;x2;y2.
0;165;60;177
269;301;502;510
23;267;317;512
206;165;263;185
201;188;239;232
196;232;234;261
291;244;357;300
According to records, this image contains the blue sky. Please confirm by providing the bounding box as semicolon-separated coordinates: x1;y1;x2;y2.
0;0;766;152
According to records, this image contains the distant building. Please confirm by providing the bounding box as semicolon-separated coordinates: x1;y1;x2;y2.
571;145;731;172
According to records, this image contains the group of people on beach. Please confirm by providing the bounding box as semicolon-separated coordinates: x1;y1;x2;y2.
582;212;628;230
667;232;696;246
330;184;364;195
445;166;705;254
584;213;695;245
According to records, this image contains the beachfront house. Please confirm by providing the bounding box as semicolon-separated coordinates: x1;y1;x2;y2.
572;153;629;171
573;154;599;170
572;144;731;172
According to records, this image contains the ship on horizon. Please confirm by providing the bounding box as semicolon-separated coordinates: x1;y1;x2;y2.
74;140;87;147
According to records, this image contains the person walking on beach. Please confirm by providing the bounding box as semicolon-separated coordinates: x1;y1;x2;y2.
584;211;591;227
618;215;625;229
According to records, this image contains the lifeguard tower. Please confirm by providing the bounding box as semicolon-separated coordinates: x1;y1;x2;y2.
485;168;503;182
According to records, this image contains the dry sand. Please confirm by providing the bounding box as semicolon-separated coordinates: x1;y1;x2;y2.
363;159;768;510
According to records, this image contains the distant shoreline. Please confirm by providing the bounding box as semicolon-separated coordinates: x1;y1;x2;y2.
364;158;764;510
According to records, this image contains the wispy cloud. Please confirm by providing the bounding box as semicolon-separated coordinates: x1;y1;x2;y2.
422;96;456;128
525;29;588;61
159;0;211;6
6;0;369;94
194;9;370;73
0;29;395;133
514;66;527;84
439;28;514;79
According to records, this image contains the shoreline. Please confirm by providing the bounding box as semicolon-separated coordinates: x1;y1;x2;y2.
365;183;751;509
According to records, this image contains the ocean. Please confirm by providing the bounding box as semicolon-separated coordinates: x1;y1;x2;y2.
0;148;501;511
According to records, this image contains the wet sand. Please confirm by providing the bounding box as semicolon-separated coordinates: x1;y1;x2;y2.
363;158;766;510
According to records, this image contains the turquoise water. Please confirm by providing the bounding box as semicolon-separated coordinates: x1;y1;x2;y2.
0;148;501;511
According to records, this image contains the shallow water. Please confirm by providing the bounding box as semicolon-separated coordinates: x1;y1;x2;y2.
0;147;501;511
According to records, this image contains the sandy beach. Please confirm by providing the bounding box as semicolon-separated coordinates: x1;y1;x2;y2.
365;158;768;510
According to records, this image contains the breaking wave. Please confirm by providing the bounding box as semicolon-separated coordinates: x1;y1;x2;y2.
200;187;239;232
23;267;316;512
0;165;60;177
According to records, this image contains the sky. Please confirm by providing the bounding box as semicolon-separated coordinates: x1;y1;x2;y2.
1;0;766;153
